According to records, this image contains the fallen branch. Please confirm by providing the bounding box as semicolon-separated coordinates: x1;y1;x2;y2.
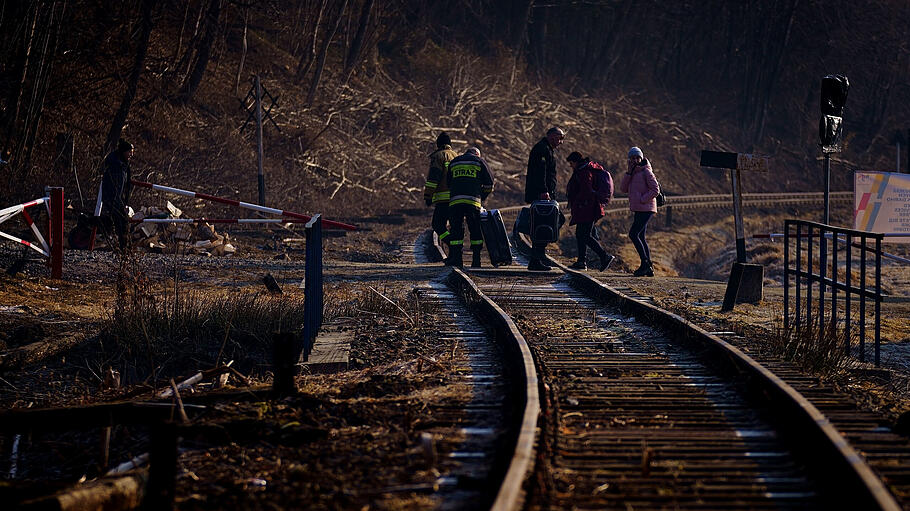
368;286;414;325
169;379;189;423
157;372;203;399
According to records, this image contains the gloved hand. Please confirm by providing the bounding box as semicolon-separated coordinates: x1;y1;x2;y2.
425;198;432;206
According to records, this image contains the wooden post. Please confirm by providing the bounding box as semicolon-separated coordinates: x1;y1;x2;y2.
49;187;64;279
255;75;265;206
145;422;177;510
731;168;746;263
272;332;298;396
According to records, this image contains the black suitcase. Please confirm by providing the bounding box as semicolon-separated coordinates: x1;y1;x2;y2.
479;209;513;266
514;207;531;236
530;199;561;243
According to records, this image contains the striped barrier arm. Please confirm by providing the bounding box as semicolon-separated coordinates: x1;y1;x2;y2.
0;197;51;257
131;218;318;224
130;180;356;231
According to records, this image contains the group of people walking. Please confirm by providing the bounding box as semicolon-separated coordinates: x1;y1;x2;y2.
424;127;660;276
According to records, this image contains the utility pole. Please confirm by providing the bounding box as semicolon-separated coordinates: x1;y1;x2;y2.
240;75;280;207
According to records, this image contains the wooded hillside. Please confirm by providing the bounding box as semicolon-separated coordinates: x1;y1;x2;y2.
1;0;907;218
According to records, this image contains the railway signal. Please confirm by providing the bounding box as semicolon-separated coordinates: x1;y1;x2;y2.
818;74;849;224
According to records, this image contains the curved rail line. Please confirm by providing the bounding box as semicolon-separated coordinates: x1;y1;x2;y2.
426;230;906;510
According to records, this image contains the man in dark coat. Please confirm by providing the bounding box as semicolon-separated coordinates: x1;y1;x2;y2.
524;126;564;271
100;139;134;249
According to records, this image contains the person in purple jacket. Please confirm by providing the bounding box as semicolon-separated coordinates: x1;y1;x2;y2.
566;151;614;271
619;146;659;276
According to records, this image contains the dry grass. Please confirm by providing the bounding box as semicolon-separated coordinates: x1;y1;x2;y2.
770;311;854;374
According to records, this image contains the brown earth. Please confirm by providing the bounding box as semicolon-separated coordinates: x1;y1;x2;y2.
1;198;909;509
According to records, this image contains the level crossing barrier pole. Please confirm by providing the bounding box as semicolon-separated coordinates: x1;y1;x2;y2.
130;180;356;231
302;214;323;361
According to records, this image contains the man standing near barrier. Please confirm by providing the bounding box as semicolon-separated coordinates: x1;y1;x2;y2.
100;139;134;250
424;132;458;251
525;126;564;271
446;147;494;268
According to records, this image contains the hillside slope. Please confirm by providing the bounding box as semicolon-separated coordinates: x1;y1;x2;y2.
3;1;896;222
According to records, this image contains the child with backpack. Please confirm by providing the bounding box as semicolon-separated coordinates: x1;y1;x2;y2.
565;151;615;271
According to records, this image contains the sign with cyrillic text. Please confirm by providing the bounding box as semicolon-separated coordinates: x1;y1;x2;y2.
854;171;910;243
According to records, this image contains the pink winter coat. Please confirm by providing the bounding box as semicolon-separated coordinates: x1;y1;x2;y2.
619;159;660;213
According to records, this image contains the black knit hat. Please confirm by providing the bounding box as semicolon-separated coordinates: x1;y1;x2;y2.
436;132;451;148
566;151;584;163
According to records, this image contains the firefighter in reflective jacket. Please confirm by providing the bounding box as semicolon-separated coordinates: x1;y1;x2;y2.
445;147;494;268
424;132;458;248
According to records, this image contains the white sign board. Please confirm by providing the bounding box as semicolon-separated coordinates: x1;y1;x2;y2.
854;171;910;243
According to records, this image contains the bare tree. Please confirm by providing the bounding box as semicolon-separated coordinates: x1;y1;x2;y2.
307;0;349;106
343;0;375;84
105;0;157;154
177;0;223;103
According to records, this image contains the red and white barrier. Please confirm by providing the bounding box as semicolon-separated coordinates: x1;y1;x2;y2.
130;180;357;230
131;218;316;224
0;187;63;278
0;197;51;257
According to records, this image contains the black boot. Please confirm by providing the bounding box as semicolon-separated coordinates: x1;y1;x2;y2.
568;259;586;270
528;259;550;271
633;260;653;277
471;247;482;268
535;245;552;269
445;245;463;267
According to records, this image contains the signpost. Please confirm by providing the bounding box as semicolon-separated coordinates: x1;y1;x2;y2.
700;150;769;311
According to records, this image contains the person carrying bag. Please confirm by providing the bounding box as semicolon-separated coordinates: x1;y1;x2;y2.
619;146;660;277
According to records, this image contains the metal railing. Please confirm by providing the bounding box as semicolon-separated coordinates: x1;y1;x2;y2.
302;214;324;361
784;220;884;366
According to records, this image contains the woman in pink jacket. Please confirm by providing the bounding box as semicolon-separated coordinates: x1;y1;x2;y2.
619;147;660;276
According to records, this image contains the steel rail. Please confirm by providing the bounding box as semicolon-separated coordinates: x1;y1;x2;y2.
445;267;540;511
498;191;853;214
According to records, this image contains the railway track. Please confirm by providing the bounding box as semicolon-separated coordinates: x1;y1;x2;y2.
424;231;909;510
498;191;854;216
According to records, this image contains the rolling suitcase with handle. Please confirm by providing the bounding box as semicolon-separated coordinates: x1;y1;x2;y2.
530;199;561;243
479;209;513;266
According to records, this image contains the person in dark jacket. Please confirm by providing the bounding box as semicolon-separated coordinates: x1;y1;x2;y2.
565;151;614;271
524;126;564;271
446;147;494;268
100;139;134;250
619;146;660;276
424;132;458;249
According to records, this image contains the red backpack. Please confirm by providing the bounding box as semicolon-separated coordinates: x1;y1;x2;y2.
590;162;613;205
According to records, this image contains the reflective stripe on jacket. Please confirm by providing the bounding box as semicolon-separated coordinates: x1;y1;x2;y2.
447;153;494;209
424;146;457;204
